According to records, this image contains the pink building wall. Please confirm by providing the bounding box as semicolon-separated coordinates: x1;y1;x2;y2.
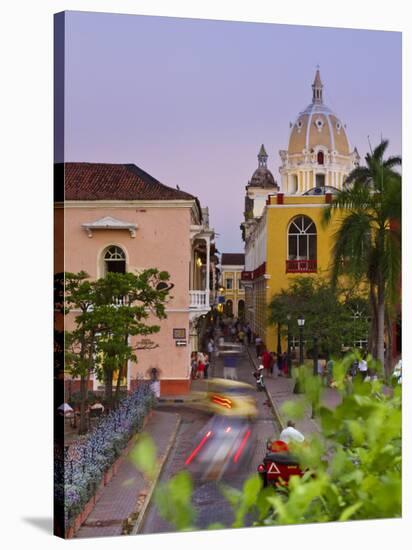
63;203;193;394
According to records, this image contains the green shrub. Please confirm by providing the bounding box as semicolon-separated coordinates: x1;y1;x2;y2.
145;354;401;529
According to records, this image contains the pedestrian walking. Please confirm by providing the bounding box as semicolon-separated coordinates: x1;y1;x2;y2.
255;335;263;357
190;352;198;379
203;352;210;379
317;356;326;379
281;351;288;376
246;325;252;345
326;358;334;386
262;348;271;376
207;337;215;361
349;357;359;379
269;351;276;376
196;352;206;379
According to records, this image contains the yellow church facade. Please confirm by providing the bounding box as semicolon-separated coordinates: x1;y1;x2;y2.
242;69;360;352
242;193;342;349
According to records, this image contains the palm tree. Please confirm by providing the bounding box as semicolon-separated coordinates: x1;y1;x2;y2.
322;139;401;372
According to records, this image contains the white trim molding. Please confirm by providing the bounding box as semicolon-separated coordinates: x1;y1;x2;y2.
82;216;138;238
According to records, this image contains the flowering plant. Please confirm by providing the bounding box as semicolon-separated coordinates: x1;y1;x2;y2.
55;383;155;528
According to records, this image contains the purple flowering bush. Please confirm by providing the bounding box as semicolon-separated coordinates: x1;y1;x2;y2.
55;383;155;529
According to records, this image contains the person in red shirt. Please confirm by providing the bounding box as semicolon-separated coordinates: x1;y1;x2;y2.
262;349;271;376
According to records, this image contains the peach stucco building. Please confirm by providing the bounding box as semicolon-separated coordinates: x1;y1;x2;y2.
57;162;214;396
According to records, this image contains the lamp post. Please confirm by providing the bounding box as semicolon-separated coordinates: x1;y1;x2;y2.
286;314;292;377
312;335;319;377
277;322;282;356
297;316;305;365
311;335;319;419
293;316;305;394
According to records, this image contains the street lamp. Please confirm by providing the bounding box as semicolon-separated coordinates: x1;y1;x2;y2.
277;322;282;356
297;316;305;365
311;335;319;419
286;314;292;377
312;335;319;377
293;316;305;394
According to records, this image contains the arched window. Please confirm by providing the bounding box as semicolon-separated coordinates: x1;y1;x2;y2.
287;216;317;273
103;245;126;274
317;151;324;165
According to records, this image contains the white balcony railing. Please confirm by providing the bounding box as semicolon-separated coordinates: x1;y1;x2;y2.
189;290;209;309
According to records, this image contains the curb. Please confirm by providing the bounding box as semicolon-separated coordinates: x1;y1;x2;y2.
129;414;182;535
246;346;286;431
263;385;286;431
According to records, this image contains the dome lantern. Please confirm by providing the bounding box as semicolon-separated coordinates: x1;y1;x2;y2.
312;66;323;104
258;144;268;168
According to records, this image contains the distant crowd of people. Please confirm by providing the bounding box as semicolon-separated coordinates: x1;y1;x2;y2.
190;315;392;386
190;350;212;379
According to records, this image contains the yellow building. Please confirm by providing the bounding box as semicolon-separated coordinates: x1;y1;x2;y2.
242;69;360;350
220;253;245;319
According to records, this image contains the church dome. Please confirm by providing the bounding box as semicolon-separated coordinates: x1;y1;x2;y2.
249;144;278;189
250;166;276;188
288;69;350;156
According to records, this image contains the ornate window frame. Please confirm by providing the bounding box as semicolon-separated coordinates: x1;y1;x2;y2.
286;216;317;273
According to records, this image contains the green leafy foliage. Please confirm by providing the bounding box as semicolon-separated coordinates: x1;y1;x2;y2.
64;269;172;419
268;276;369;356
322;139;401;369
139;355;401;530
129;433;158;481
154;471;196;531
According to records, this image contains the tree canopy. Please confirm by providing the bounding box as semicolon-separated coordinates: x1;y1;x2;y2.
322;139;401;370
268;276;369;356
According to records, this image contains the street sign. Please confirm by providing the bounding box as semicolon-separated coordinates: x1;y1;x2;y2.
176;340;187;347
173;328;186;339
218;296;225;304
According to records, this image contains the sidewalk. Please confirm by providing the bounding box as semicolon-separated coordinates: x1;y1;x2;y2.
247;347;342;437
75;410;180;538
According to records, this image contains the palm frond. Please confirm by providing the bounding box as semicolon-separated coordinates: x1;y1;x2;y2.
384;155;402;169
329;212;372;285
372;139;389;162
344;166;371;185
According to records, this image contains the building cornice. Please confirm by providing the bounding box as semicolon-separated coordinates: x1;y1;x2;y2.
267;203;328;208
56;199;197;210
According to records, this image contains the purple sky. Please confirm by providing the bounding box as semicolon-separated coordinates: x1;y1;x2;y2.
63;11;402;253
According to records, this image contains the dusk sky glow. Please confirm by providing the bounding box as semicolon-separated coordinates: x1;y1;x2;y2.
64;11;401;252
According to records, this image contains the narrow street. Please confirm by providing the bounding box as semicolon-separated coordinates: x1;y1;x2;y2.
141;342;279;534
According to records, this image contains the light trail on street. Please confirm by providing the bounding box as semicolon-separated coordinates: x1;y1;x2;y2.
140;343;280;534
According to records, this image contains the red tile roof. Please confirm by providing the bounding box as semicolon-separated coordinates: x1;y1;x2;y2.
61;162;197;202
221;253;245;266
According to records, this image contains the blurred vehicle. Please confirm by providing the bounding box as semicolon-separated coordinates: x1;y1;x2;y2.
216;342;245;357
185;415;254;480
189;378;258;418
257;439;304;487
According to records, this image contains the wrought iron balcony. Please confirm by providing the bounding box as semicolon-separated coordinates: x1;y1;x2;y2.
241;271;253;281
286;259;317;273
